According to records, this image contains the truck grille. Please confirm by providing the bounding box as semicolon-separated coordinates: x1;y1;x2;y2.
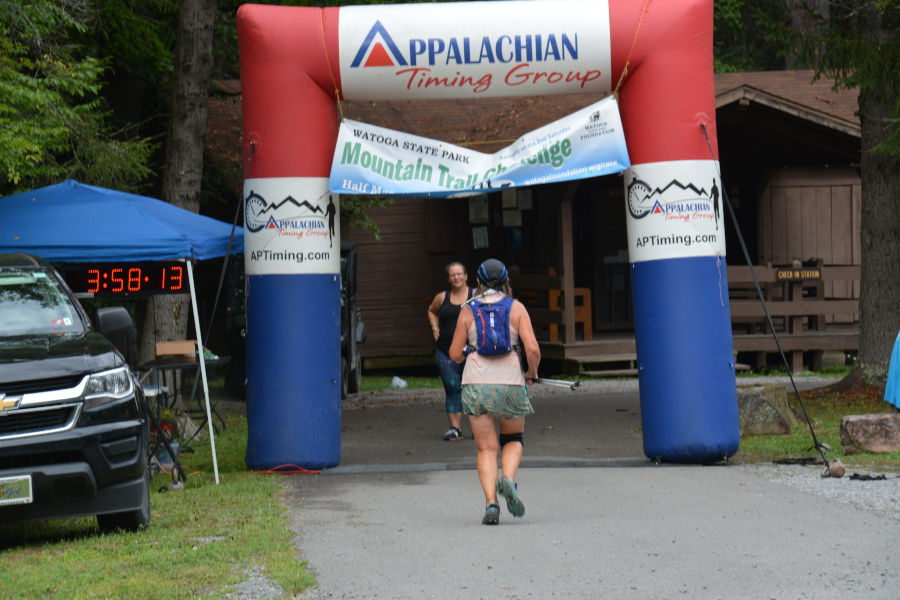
0;375;85;396
0;403;81;440
0;449;81;470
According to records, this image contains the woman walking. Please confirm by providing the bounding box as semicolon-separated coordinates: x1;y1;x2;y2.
449;258;540;525
427;261;474;440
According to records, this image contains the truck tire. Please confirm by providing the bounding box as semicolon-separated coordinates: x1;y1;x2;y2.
97;469;151;533
349;353;362;394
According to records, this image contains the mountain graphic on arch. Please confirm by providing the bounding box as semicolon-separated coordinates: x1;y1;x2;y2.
645;179;711;200
259;195;325;216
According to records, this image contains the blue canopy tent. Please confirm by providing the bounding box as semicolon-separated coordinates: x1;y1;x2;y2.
0;179;245;483
0;179;242;261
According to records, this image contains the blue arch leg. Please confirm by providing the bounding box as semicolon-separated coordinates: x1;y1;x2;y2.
244;273;341;470
631;256;740;463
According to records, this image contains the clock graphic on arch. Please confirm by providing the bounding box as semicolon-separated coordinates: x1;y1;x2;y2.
244;191;269;232
627;179;652;219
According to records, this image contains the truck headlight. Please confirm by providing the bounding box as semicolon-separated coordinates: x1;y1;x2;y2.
84;367;134;408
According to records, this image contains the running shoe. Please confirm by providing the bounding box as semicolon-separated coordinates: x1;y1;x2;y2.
482;503;500;525
443;427;463;441
496;475;525;517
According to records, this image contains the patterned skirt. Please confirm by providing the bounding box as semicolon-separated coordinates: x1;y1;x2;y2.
461;383;534;419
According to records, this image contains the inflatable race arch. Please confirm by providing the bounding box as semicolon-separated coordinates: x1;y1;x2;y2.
237;0;740;468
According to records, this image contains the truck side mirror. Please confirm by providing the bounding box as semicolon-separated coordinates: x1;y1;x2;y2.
95;306;135;337
95;306;137;367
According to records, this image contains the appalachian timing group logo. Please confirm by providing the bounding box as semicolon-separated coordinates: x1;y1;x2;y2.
626;177;721;227
349;20;582;69
244;191;337;245
350;21;407;68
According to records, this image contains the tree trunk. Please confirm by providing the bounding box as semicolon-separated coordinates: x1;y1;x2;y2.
785;0;829;69
852;82;900;384
139;0;217;376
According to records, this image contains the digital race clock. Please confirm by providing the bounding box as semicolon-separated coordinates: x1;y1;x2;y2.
60;261;187;298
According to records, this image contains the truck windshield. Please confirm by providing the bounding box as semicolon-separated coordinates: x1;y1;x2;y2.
0;271;83;336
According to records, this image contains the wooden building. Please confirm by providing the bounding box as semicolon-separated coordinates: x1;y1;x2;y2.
206;70;861;372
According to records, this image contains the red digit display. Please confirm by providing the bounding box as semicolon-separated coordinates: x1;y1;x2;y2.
127;268;141;291
60;261;190;297
87;269;101;293
168;265;184;291
110;268;124;292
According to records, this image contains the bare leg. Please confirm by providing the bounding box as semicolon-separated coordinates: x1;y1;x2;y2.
498;417;525;481
468;414;499;505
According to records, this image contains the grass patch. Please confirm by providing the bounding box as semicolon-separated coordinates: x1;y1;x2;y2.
0;408;314;599
735;385;900;471
360;375;442;391
735;348;854;379
735;364;852;378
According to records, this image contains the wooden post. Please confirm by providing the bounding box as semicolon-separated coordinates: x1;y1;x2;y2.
560;182;578;344
787;279;804;372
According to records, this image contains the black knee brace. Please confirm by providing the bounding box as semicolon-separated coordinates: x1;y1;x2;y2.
499;432;524;449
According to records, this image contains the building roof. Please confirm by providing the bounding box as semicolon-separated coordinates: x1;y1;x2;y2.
715;70;859;138
340;94;597;154
206;70;860;178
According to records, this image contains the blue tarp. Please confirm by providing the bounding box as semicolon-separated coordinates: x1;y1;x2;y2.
0;179;243;262
885;330;900;410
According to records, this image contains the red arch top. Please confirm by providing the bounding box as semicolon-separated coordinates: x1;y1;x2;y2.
237;0;718;179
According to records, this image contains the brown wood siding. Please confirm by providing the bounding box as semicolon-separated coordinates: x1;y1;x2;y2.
581;183;631;329
759;168;861;324
852;181;862;301
343;197;457;359
342;185;573;361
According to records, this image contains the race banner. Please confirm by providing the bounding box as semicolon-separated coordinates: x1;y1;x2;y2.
329;95;629;198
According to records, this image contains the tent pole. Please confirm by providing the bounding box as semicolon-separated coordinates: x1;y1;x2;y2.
187;260;220;484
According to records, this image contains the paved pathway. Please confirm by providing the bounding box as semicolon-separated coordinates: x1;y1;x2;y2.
277;378;900;599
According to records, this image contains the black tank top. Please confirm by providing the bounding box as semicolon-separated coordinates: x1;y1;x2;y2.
436;288;473;355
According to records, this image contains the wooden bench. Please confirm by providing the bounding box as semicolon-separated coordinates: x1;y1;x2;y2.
727;262;860;371
513;271;561;341
549;288;592;341
513;268;592;342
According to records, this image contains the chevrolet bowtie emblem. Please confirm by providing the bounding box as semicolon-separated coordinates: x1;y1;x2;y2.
0;395;19;412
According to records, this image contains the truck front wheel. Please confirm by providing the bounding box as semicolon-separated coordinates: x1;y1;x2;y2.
349;353;362;393
97;469;151;533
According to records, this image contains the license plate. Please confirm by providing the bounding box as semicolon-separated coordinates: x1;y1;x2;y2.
0;474;33;506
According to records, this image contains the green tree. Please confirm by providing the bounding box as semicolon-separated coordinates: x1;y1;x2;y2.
0;0;153;196
206;0;394;238
135;0;218;368
792;0;900;384
85;0;177;161
714;0;791;71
